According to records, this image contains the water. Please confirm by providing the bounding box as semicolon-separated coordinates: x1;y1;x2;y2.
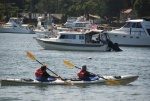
0;33;150;101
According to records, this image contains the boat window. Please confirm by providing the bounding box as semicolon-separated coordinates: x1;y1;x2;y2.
132;23;137;28
132;22;142;28
136;22;142;28
67;17;77;22
79;35;84;40
124;22;131;28
60;35;76;39
75;23;84;27
75;23;89;27
147;29;150;36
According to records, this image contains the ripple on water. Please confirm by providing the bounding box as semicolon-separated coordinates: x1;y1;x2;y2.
0;33;150;101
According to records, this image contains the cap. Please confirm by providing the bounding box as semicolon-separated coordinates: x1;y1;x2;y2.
41;65;47;71
82;65;87;70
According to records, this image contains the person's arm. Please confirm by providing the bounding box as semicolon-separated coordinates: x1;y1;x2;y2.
49;75;60;78
43;72;50;78
44;72;61;78
85;71;96;77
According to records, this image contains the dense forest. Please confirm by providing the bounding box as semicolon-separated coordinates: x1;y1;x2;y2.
0;0;150;23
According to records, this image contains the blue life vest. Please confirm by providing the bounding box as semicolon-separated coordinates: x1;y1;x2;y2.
36;77;47;82
36;77;56;82
80;76;99;81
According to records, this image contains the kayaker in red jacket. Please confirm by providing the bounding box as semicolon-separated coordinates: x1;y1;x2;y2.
77;65;98;81
35;65;60;82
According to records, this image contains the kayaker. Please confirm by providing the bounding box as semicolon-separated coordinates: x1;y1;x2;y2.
77;65;99;81
35;65;61;82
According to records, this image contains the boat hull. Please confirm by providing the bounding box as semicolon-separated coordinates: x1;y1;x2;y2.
108;33;150;47
0;27;35;34
0;75;138;86
36;38;109;51
106;19;150;47
35;30;57;38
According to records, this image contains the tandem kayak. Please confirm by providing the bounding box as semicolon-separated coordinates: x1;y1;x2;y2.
0;75;138;86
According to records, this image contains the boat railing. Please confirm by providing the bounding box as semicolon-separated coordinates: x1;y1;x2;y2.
113;30;146;36
98;26;120;31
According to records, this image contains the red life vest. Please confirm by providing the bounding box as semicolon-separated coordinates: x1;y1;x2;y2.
35;68;44;78
78;70;86;78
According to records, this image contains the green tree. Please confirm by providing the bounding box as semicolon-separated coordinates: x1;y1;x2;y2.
0;3;5;20
0;0;19;21
35;0;61;13
100;0;127;22
0;0;141;23
82;0;98;16
134;0;150;17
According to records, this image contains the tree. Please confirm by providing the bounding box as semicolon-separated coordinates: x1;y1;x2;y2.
100;0;128;23
0;3;5;20
1;0;145;24
134;0;150;17
0;0;19;21
82;0;98;17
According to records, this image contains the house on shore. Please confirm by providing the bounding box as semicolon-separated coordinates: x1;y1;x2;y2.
18;13;63;25
120;8;137;22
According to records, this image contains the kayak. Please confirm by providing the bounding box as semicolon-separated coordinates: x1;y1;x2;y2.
0;75;138;86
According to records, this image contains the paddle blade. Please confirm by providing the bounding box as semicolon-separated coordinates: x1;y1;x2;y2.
26;51;36;60
106;80;120;85
63;60;74;68
65;81;74;85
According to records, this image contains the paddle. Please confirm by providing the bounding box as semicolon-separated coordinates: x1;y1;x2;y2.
63;60;120;85
26;51;73;85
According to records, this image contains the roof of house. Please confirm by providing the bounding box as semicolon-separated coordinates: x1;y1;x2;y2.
51;14;63;20
89;14;100;19
19;13;63;20
121;9;132;14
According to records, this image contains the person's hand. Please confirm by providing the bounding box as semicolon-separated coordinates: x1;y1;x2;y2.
96;74;100;77
57;76;62;80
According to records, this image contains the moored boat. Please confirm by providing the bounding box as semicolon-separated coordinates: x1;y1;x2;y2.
106;18;150;47
64;16;86;28
34;16;56;38
0;75;138;86
35;29;122;52
0;17;35;34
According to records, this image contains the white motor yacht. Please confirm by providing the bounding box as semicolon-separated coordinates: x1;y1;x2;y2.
64;16;92;29
35;29;122;52
34;16;55;38
0;17;35;34
106;18;150;47
64;16;84;27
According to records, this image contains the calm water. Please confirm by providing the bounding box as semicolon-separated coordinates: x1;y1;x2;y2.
0;33;150;101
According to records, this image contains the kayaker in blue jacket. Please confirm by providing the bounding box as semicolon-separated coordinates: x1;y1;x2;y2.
77;65;98;81
35;65;60;82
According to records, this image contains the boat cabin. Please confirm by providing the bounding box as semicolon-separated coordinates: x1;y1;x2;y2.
36;16;53;30
1;17;23;28
56;30;109;44
64;16;85;27
114;19;150;36
71;22;92;29
8;17;23;25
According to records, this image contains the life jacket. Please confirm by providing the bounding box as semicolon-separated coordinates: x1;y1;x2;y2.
78;70;86;79
35;68;44;78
